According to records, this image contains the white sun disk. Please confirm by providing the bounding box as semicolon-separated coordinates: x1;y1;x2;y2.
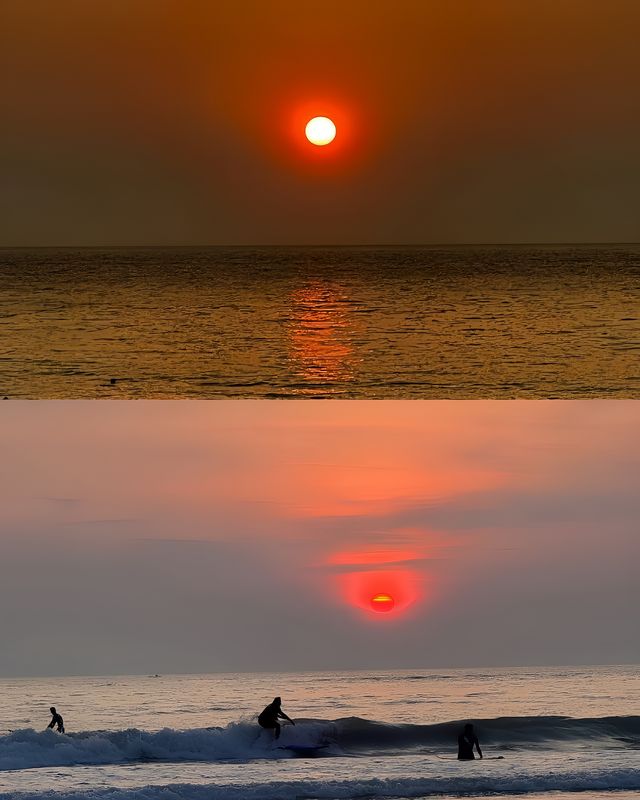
305;116;336;146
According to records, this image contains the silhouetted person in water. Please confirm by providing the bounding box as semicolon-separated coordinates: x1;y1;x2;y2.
458;723;482;760
47;707;64;733
258;696;295;740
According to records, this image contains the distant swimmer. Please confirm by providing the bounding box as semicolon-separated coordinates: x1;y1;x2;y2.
47;707;64;733
458;723;482;760
258;696;295;740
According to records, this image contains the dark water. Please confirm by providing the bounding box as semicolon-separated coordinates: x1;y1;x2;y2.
1;245;638;398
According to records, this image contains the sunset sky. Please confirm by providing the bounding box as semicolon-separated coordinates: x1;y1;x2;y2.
2;0;640;245
1;400;638;676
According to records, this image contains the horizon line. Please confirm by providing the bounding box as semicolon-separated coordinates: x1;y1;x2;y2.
1;241;639;250
2;660;637;681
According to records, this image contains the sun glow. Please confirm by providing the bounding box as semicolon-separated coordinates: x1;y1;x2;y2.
305;116;336;146
335;563;425;618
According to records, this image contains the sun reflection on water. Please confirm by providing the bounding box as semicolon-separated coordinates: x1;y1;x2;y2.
286;282;358;394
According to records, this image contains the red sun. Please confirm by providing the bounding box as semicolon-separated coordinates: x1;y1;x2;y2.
370;593;395;613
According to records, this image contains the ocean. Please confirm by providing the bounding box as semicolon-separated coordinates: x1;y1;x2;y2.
1;665;638;800
1;245;639;399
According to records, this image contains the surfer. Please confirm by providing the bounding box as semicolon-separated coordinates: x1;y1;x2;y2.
258;696;295;740
47;707;65;733
458;723;482;760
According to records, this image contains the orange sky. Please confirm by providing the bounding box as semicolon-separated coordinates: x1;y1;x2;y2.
2;0;639;244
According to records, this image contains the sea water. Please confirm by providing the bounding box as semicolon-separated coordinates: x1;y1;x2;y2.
1;665;638;799
1;245;639;398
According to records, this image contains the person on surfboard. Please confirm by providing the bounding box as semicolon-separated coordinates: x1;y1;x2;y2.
258;696;295;740
47;707;65;733
458;723;482;760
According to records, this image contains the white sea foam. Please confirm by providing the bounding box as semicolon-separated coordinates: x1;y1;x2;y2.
0;721;341;772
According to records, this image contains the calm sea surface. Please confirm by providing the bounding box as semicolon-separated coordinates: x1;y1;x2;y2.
0;665;638;800
1;246;639;398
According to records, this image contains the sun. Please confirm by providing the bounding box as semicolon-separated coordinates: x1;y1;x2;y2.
305;116;336;146
370;593;395;613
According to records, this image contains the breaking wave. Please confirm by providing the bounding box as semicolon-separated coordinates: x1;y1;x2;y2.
1;715;638;772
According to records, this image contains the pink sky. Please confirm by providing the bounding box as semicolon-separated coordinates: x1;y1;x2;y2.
0;401;638;675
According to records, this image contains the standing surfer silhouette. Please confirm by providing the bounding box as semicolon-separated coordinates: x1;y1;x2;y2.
47;707;65;733
258;696;295;740
458;723;482;759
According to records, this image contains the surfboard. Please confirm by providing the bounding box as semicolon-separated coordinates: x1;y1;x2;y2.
436;755;504;761
278;744;328;757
